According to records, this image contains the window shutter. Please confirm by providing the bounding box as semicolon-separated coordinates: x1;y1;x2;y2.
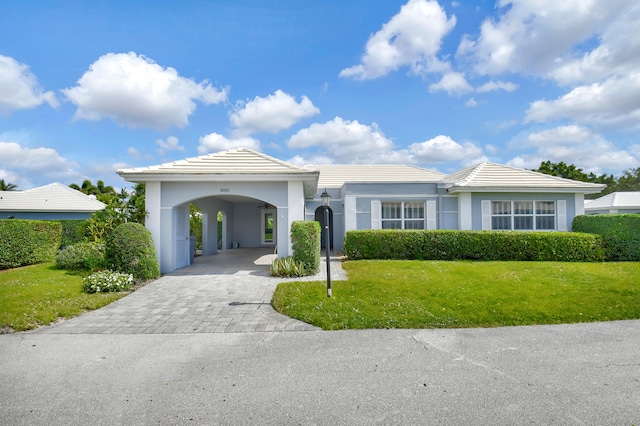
481;200;491;230
557;200;567;231
426;200;437;230
371;200;381;229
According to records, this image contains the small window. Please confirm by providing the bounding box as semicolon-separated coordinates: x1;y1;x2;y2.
382;201;425;230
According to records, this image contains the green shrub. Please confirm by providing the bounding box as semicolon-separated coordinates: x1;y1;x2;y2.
291;220;321;274
0;219;62;269
58;220;88;248
270;256;307;278
573;214;640;261
82;270;133;293
343;230;605;262
55;242;105;271
105;223;160;281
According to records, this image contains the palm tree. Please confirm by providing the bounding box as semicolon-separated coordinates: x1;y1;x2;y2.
0;179;18;191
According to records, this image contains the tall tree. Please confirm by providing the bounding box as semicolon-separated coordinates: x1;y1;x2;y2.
69;179;117;203
616;167;640;191
534;161;618;199
0;179;18;191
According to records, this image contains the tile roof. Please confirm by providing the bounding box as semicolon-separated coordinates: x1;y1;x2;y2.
308;164;445;188
584;192;640;210
0;183;106;212
441;162;606;193
118;148;318;180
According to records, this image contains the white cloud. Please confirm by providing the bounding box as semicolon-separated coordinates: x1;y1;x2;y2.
476;80;517;93
0;55;58;114
525;72;640;128
198;132;260;154
286;117;396;163
465;97;477;107
156;136;185;155
62;52;228;130
407;135;483;163
428;72;473;94
339;0;456;80
127;147;141;160
457;0;630;77
0;141;79;187
229;90;319;136
508;125;637;173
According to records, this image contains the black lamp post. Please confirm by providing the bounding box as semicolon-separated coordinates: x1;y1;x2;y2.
321;189;332;297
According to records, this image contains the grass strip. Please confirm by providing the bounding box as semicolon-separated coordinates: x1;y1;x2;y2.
0;263;127;332
272;260;640;330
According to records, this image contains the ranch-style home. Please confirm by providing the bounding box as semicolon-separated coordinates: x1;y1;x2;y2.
0;182;106;220
117;148;605;273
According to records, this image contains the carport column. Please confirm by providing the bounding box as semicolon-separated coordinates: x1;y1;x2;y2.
145;182;162;267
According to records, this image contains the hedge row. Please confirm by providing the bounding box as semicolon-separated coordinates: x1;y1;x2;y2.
0;219;62;269
572;214;640;261
291;220;321;274
58;219;88;248
343;230;605;262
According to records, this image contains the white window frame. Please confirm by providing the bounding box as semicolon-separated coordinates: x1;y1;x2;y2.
489;201;557;231
381;201;425;230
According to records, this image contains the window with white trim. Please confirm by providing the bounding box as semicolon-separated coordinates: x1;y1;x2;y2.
491;201;555;230
381;201;425;229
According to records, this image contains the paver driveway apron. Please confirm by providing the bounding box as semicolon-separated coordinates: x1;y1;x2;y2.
34;248;345;334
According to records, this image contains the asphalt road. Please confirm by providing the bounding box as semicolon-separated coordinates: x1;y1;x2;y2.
1;321;639;425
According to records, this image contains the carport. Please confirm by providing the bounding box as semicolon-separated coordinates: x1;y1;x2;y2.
118;148;319;274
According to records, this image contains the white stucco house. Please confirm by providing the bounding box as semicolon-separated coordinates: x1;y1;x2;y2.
584;192;640;214
117;148;605;273
0;182;106;220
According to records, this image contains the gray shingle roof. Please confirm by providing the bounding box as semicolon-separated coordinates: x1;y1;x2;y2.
0;183;106;212
308;164;445;188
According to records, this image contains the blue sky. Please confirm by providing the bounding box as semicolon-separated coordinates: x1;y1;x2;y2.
1;0;638;190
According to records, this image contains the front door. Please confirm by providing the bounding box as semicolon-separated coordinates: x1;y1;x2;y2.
261;209;276;245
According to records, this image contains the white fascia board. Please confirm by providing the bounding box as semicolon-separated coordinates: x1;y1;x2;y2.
446;186;606;194
118;172;319;183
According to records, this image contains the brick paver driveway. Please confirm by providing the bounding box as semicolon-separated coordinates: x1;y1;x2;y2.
34;248;345;334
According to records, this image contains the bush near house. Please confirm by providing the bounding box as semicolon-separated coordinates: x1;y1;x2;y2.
55;242;106;271
343;230;605;262
105;222;160;281
573;214;640;261
58;219;88;248
291;220;321;274
0;219;62;269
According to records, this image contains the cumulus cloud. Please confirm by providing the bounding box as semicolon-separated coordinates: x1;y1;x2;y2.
156;136;185;155
339;0;456;80
0;141;79;187
229;90;319;136
457;0;630;77
407;135;483;163
525;72;640;128
198;132;260;154
0;55;58;114
62;52;228;130
428;72;473;94
507;125;637;173
476;80;517;93
286;117;396;163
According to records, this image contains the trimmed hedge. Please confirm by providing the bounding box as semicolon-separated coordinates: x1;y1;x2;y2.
343;230;605;262
0;219;62;269
58;220;88;248
105;222;160;281
291;220;321;274
573;214;640;261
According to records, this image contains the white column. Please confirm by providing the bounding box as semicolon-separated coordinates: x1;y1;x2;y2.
145;182;162;267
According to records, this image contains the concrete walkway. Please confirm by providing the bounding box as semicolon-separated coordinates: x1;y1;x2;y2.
33;248;347;334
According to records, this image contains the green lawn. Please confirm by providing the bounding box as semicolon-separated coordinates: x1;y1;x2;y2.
272;260;640;330
0;263;127;332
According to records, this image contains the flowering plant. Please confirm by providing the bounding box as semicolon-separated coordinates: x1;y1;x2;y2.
82;270;133;294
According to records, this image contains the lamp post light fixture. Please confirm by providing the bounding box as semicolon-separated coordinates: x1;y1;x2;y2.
321;189;332;297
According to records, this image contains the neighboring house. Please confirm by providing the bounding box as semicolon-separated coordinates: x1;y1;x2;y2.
584;192;640;214
0;182;106;220
117;148;605;273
